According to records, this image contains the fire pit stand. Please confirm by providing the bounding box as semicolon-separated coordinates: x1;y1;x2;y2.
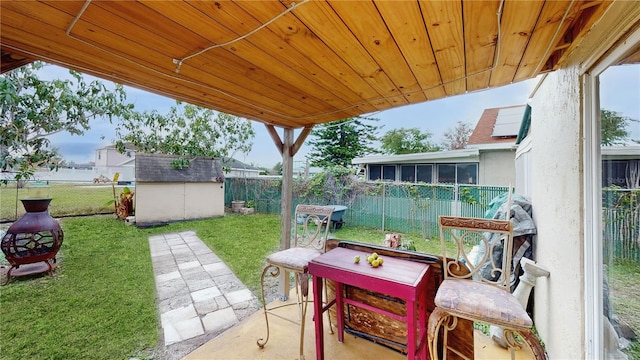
1;198;64;284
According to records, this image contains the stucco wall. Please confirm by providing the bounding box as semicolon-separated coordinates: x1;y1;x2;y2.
478;150;516;186
529;67;585;358
135;182;224;225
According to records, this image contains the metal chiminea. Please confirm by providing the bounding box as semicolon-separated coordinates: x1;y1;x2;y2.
1;198;64;283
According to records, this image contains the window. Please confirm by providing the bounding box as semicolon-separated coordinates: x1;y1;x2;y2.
400;165;415;182
401;164;433;183
382;165;396;181
368;165;381;181
416;165;432;183
584;29;639;358
437;163;478;184
368;165;396;181
374;163;473;183
457;163;478;184
602;160;638;188
437;164;456;183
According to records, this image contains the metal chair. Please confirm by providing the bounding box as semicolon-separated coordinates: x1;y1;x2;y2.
427;216;547;360
257;204;335;360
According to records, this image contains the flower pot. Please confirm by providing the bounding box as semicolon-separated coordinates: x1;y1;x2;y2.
231;200;245;213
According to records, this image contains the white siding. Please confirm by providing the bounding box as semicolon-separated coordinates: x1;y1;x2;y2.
515;136;533;196
529;67;585;358
135;182;224;225
477;150;516;186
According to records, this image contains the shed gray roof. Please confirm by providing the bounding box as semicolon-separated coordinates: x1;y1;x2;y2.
136;154;224;183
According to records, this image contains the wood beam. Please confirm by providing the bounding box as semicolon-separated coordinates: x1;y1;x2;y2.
291;126;313;156
265;124;314;157
277;127;294;299
265;124;284;156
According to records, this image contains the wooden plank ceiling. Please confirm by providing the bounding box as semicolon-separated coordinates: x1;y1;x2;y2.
1;0;612;128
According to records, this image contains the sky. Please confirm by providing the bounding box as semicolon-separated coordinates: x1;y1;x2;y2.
41;63;639;169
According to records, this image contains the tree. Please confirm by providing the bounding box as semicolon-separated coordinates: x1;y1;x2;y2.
306;117;380;168
601;109;638;145
272;162;283;175
1;62;134;180
381;128;441;154
442;121;474;150
114;101;255;163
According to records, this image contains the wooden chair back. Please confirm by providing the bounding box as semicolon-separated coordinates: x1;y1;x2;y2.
438;216;514;291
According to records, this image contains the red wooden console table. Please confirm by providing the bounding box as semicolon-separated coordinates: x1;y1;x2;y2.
309;247;432;360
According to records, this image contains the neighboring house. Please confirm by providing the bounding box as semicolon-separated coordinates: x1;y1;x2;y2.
94;143;136;181
352;105;526;186
293;160;322;178
466;105;526;186
352;148;481;184
222;158;262;178
94;143;136;168
95;143;262;180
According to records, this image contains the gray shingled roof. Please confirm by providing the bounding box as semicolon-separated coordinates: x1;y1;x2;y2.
135;154;224;183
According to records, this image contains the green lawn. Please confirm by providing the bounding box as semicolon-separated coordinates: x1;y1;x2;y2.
0;213;444;359
1;183;116;220
0;216;159;359
1;213;638;359
608;259;640;359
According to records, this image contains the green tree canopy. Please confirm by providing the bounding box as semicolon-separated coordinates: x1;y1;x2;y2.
1;62;134;180
601;109;638;145
380;128;441;154
115;101;255;163
306;117;380;168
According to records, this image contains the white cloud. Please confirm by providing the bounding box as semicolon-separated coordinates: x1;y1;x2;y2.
31;63;639;167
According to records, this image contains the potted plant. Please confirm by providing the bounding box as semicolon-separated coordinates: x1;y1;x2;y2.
239;200;255;215
231;200;246;213
107;186;135;220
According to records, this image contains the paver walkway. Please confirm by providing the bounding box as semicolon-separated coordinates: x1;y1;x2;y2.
148;231;260;359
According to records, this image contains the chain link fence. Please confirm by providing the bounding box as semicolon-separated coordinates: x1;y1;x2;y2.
225;177;508;240
4;178;636;262
1;180;124;222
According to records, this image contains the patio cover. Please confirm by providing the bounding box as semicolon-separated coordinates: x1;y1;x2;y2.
0;1;614;127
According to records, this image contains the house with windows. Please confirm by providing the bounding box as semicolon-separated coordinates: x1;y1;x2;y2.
94;143;137;182
94;144;262;180
352;105;526;186
602;146;640;188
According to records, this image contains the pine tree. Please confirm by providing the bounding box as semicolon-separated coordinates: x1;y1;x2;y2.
307;117;380;168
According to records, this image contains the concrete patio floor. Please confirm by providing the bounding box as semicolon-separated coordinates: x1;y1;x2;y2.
149;231;535;360
182;293;535;360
